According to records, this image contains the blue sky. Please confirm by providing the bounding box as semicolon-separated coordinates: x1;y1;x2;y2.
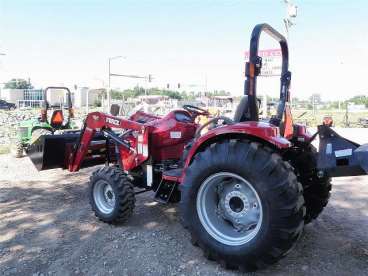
0;0;367;100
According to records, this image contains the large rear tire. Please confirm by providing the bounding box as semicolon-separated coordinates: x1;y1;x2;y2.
89;166;135;224
180;140;305;271
289;145;332;224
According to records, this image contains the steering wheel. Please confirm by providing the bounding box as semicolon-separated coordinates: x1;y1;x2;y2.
183;104;209;117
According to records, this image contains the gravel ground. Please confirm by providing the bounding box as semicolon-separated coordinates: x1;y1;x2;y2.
0;110;37;145
0;154;367;276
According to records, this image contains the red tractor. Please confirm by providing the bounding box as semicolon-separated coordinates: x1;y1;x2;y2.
28;24;368;271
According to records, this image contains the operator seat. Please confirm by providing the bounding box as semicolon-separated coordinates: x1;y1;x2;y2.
233;96;250;122
194;96;250;139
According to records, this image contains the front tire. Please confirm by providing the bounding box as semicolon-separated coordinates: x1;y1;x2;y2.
12;139;24;158
89;166;135;224
180;140;305;271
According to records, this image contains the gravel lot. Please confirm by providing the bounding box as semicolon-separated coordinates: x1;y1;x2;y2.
0;154;367;276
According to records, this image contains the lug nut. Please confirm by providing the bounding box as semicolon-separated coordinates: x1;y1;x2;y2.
317;170;324;178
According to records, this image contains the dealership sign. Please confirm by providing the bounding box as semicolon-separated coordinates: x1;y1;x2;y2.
244;49;282;77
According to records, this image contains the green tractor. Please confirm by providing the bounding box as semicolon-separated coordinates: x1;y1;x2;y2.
13;86;76;158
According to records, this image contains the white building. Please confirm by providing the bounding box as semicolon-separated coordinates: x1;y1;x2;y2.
73;87;101;108
0;87;101;108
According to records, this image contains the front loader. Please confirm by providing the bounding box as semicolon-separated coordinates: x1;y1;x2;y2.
27;24;368;271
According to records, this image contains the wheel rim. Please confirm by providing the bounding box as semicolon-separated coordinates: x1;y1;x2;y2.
196;172;263;246
93;180;116;214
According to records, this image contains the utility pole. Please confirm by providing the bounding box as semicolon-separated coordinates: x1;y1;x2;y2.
283;1;297;106
109;73;152;82
204;75;207;99
108;56;124;112
0;53;6;82
283;0;297;41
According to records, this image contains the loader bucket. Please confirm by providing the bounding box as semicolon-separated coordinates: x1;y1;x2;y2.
355;144;368;174
27;133;109;171
317;125;368;177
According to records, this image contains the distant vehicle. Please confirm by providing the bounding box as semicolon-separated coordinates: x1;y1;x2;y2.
0;99;16;110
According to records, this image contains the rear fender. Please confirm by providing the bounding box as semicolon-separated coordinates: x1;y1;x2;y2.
183;121;291;169
17;120;49;141
19;119;35;128
31;123;53;133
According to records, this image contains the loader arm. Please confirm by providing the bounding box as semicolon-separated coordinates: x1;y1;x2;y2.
69;112;145;172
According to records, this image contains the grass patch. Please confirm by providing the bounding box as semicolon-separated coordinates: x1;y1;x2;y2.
292;110;368;127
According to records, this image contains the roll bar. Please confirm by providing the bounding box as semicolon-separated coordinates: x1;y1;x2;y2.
43;86;72;110
244;23;291;124
42;86;73;125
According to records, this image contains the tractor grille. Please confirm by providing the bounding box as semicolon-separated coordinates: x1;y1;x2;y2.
18;127;28;137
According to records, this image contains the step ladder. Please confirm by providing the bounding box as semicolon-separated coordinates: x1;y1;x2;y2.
154;168;183;203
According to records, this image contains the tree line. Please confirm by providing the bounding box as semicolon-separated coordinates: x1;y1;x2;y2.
110;86;230;101
4;79;366;109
